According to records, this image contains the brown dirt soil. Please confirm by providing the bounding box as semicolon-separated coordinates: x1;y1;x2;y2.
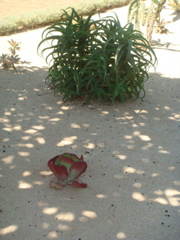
0;0;83;19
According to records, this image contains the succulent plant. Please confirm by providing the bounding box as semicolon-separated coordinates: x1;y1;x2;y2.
0;39;21;70
38;8;157;103
48;153;88;189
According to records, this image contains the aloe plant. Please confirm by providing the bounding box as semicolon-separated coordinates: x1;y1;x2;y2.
168;0;180;11
48;153;88;189
38;8;157;103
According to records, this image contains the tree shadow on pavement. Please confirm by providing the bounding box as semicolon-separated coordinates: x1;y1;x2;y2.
0;67;179;239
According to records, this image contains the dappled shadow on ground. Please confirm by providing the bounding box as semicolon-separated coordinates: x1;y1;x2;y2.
152;40;180;52
0;67;179;239
169;10;180;22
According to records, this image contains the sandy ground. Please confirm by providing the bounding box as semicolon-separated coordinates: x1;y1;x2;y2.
0;5;180;240
0;0;82;19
